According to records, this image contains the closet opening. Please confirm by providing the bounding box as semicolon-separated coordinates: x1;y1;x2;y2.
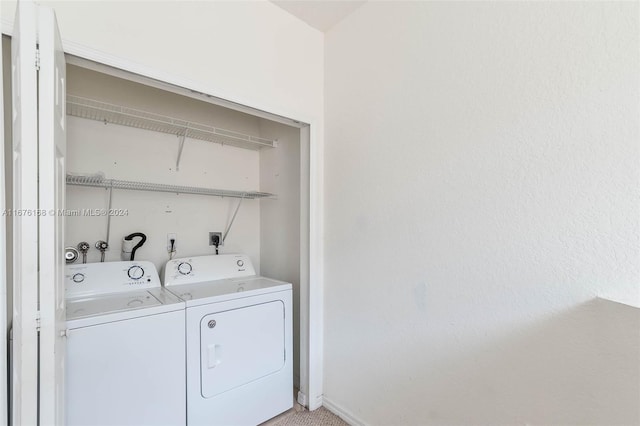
63;54;314;406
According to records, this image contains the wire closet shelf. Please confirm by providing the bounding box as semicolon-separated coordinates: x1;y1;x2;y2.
66;95;276;151
66;174;275;200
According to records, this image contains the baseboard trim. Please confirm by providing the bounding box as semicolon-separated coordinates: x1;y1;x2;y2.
296;390;308;407
309;393;323;411
322;396;367;426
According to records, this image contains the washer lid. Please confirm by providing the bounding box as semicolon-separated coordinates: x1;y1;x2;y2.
166;276;291;307
66;287;183;322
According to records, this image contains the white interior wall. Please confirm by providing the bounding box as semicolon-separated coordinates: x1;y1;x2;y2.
67;66;264;272
324;2;640;425
259;120;301;386
0;0;324;125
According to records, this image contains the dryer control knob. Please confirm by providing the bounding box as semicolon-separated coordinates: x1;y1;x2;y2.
72;273;85;283
177;262;192;275
237;260;244;267
127;266;144;280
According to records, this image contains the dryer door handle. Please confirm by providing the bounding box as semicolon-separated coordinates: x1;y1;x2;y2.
207;344;222;369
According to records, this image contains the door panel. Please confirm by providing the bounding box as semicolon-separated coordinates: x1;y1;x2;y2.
11;1;39;425
200;301;285;398
0;17;8;426
38;6;67;425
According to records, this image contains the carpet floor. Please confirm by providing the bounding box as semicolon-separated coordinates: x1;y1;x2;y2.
268;407;348;426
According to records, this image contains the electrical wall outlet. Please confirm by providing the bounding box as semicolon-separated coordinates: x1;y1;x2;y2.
167;233;177;251
209;232;222;246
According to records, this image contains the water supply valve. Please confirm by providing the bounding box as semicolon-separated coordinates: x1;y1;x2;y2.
95;240;109;262
77;242;90;264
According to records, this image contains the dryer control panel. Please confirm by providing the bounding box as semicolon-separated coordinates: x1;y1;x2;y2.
65;261;161;299
163;254;255;287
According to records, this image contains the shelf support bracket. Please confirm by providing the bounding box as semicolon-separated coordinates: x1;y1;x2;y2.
176;133;187;171
223;194;246;244
105;184;114;245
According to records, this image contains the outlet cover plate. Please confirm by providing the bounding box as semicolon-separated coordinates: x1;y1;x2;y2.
209;232;223;246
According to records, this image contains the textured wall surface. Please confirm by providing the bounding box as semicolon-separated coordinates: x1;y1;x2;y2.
324;2;640;424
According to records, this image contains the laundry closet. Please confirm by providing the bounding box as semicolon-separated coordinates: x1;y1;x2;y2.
64;62;305;389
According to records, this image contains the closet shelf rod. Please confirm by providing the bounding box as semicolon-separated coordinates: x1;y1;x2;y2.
66;174;275;200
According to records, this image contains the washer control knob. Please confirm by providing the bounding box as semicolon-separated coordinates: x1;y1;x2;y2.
237;259;244;267
127;266;144;280
178;262;192;275
72;273;85;283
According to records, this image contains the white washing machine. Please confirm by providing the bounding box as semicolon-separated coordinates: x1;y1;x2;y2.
163;254;293;426
65;261;186;426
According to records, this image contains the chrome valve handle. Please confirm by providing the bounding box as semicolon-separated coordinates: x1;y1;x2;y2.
77;242;90;264
95;240;109;263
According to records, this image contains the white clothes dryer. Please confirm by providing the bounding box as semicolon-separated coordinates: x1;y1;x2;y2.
65;261;186;426
164;254;293;426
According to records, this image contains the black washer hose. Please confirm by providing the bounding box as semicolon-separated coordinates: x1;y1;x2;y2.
124;232;147;261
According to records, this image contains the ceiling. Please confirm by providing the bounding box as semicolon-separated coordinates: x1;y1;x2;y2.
270;1;367;32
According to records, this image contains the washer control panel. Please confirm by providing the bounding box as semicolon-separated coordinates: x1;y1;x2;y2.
163;254;255;286
65;260;161;298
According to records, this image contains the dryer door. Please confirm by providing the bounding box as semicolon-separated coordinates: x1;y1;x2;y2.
200;300;285;398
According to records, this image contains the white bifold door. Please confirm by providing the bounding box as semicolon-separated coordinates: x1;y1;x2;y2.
11;1;67;425
0;5;8;425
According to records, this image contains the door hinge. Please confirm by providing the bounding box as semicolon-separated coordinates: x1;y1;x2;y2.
35;48;40;71
35;311;41;331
